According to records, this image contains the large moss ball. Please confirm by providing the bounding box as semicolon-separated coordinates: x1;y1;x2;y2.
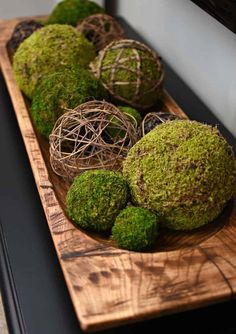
90;39;164;109
123;120;236;230
112;206;158;251
31;67;107;137
66;170;129;232
47;0;104;26
13;24;96;99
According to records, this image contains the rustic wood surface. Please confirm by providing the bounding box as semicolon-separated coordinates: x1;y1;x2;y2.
0;17;236;332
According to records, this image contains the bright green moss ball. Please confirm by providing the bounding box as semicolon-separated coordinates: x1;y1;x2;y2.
13;24;96;99
112;206;158;251
47;0;104;26
123;120;236;230
31;67;107;137
66;170;129;232
118;106;142;126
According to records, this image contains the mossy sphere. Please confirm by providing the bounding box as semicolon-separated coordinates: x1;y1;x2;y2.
47;0;104;26
118;106;142;126
90;39;164;109
123;120;236;230
66;170;129;232
31;67;107;137
112;206;158;251
13;24;96;99
7;20;43;57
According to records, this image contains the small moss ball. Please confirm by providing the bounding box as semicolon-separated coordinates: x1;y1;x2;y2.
47;0;104;26
90;39;164;109
112;206;158;251
13;24;96;99
7;20;43;57
118;106;142;126
31;67;107;137
123;120;236;230
66;170;129;232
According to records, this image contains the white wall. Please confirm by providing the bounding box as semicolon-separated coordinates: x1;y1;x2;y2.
0;0;54;19
115;0;236;136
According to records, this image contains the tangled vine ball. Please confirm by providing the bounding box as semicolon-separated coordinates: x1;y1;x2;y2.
77;13;125;52
142;111;182;136
90;39;164;109
49;100;140;179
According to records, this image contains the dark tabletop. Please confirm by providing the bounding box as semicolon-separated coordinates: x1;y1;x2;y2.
1;18;236;334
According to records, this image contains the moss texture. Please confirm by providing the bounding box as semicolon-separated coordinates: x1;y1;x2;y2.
47;0;104;26
66;170;129;232
31;67;107;137
118;106;142;126
13;24;95;99
91;46;163;109
112;206;158;251
123;120;236;230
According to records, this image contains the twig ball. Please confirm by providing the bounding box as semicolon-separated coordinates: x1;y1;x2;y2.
7;20;43;57
90;39;164;110
77;14;125;52
142;111;181;136
49;100;140;179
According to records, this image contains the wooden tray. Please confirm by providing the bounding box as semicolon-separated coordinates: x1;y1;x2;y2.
1;16;236;333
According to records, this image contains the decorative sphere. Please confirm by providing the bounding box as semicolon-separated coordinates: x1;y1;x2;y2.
66;169;129;232
7;20;43;57
90;39;164;109
142;111;182;136
31;67;107;137
112;206;159;251
123;120;236;230
13;24;95;99
47;0;104;26
49;100;140;179
77;14;125;52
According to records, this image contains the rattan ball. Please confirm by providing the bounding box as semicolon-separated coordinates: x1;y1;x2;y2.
142;111;182;136
90;39;164;110
77;14;125;52
49;100;140;179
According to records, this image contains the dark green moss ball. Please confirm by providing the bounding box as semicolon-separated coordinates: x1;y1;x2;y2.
66;170;129;232
123;120;236;230
31;67;107;137
47;0;104;26
13;24;95;99
112;206;158;251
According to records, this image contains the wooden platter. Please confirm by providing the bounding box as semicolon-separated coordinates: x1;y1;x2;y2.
0;16;236;332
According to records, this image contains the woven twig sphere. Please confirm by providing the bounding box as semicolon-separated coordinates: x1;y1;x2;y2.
90;39;164;109
49;100;140;179
77;14;125;52
142;111;181;136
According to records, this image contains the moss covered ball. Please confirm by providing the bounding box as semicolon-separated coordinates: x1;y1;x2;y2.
123;120;236;230
66;170;129;232
118;106;142;126
112;206;158;251
47;0;104;26
90;39;164;109
31;67;107;137
13;24;96;99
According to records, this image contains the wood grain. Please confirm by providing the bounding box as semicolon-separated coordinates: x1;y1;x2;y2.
0;17;236;332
